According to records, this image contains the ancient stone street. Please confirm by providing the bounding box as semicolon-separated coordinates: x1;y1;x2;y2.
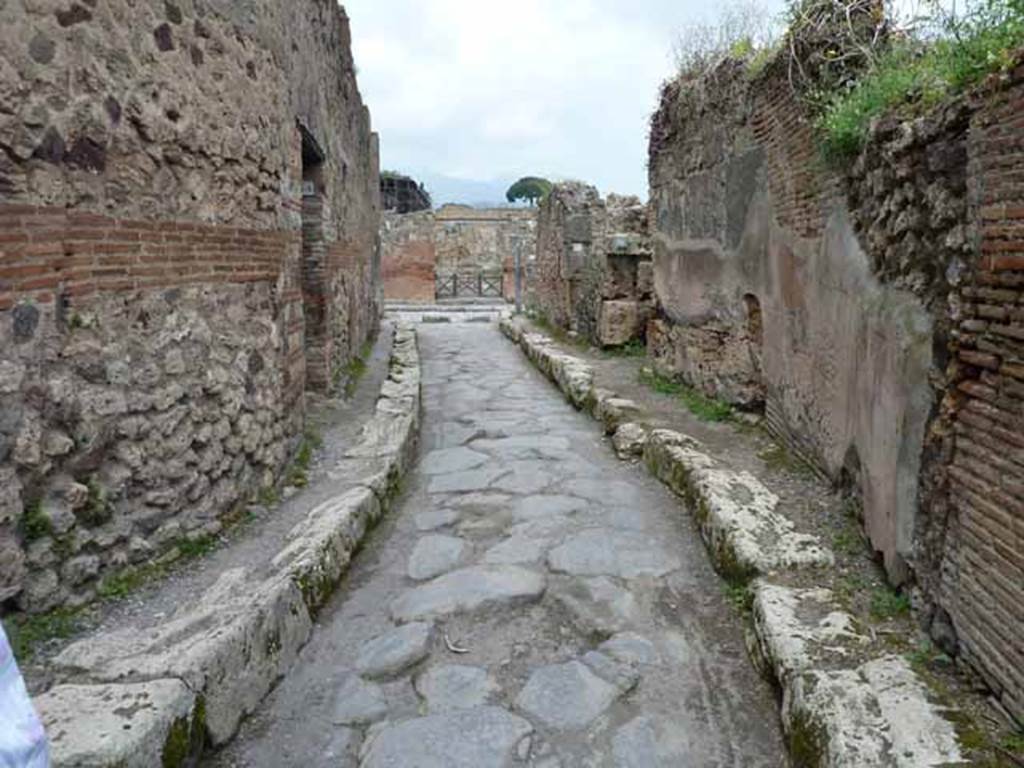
211;324;786;767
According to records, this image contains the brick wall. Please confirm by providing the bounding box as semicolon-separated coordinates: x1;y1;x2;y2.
939;63;1024;724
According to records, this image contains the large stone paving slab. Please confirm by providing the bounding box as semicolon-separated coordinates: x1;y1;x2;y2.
515;660;623;730
356;623;434;679
407;534;468;580
390;566;546;622
415;665;499;712
360;706;533;768
547;529;682;579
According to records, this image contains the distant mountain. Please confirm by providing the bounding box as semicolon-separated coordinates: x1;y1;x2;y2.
414;173;520;209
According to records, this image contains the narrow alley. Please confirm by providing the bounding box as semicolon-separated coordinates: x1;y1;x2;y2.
212;324;787;767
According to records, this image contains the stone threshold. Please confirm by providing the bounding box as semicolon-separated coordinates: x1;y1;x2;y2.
499;315;966;767
35;325;423;768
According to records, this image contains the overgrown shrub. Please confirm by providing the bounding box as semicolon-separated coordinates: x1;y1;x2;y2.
673;0;784;75
817;0;1024;160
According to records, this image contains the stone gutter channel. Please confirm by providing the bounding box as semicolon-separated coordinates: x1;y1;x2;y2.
35;324;422;768
499;315;966;768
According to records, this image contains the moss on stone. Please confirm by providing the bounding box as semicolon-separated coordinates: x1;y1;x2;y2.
21;497;51;541
161;697;206;768
788;709;827;768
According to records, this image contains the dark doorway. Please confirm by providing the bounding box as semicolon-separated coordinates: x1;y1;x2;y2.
300;123;329;391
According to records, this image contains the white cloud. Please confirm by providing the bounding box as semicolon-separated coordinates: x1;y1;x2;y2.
344;0;787;199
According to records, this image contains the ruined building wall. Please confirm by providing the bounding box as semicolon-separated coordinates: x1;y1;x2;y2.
381;206;537;302
0;0;380;612
530;183;652;347
381;211;437;303
648;53;1024;723
649;61;935;584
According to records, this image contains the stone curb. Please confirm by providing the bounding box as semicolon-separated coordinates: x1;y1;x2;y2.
748;581;965;767
499;316;964;767
35;323;423;768
499;316;832;579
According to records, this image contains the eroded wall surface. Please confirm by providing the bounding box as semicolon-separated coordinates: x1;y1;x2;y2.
381;206;537;302
0;0;380;611
648;54;1024;723
381;211;437;302
530;183;652;346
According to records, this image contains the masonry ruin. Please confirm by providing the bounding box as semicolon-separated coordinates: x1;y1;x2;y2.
644;45;1024;726
382;205;536;303
529;184;652;347
380;173;431;214
0;0;381;613
512;20;1024;732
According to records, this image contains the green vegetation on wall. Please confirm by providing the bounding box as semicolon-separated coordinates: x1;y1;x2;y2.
817;0;1024;160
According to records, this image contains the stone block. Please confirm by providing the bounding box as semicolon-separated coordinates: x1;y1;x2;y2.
598;300;641;347
38;680;201;768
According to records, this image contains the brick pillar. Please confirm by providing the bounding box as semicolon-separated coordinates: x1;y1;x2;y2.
302;194;331;391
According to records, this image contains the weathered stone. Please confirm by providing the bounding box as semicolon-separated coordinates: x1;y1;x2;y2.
0;467;22;526
414;508;460;531
42;429;74;457
53;570;314;745
272;486;381;613
510;494;586;521
356;622;434;679
0;536;26;602
332;676;389;725
547;529;681;579
419;446;488;476
37;680;201;768
581;649;640;689
612;422;648;458
361;706;533;768
482;534;547;565
613;716;690;768
551;576;642;635
390;566;546;622
415;665;499;712
515;661;622;730
61;554;100;586
427;467;505;494
644;431;833;577
599;632;659;666
598;300;642;347
407;534;468;581
0;360;25;394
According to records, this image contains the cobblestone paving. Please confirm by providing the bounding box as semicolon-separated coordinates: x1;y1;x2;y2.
210;324;787;767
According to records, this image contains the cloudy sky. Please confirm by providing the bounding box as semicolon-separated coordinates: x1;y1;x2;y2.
343;0;786;205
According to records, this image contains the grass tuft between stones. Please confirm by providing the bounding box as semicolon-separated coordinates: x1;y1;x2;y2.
638;368;733;422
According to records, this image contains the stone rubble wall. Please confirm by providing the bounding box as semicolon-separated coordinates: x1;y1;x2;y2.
37;324;421;767
381;206;537;303
0;0;381;612
647;49;1024;724
529;183;652;347
499;315;964;764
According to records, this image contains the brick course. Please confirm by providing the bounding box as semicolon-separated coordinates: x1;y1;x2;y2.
941;62;1024;724
0;205;296;311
